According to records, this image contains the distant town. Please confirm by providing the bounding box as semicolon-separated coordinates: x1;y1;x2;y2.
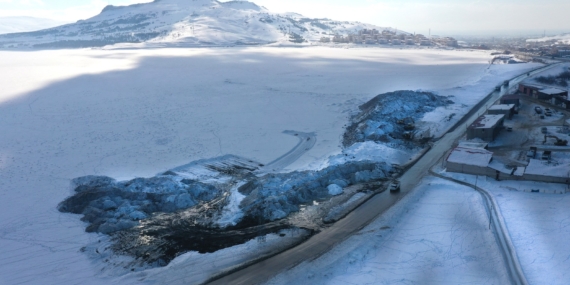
318;29;459;47
319;29;570;61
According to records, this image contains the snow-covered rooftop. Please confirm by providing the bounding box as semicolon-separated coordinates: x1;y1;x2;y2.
488;104;514;111
488;160;513;174
525;159;570;178
514;166;525;176
447;147;493;167
458;141;488;149
540;88;567;95
469;114;504;129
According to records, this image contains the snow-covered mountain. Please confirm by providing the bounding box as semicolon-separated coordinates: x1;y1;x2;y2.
527;33;570;44
0;0;394;48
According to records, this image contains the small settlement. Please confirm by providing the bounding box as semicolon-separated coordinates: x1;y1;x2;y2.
319;29;458;47
445;67;570;193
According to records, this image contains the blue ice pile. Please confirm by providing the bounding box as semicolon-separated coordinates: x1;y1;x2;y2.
347;90;453;145
58;175;220;234
58;160;392;233
237;161;391;223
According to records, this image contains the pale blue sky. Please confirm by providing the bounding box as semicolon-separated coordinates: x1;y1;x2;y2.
0;0;569;36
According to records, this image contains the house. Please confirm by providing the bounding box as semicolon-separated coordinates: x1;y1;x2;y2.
467;114;505;141
519;83;567;100
500;94;520;106
488;104;515;119
539;87;567;100
518;83;542;98
446;146;493;176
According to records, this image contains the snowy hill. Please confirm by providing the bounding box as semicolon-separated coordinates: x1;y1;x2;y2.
0;16;66;34
0;0;394;48
527;33;570;44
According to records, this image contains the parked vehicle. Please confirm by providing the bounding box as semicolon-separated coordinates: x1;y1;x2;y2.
527;146;537;158
543;135;569;146
535;106;542;114
541;127;548;134
389;180;400;192
542;150;552;161
506;127;513;132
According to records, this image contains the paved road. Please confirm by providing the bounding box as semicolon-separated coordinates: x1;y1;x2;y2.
207;63;559;285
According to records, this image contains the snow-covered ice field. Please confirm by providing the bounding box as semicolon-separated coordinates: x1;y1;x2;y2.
267;176;511;285
0;47;541;284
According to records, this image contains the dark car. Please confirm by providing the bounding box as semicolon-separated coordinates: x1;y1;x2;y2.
535;106;542;114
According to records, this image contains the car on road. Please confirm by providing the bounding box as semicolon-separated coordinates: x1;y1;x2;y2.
506;126;513;132
389;180;400;192
541;127;548;134
545;111;552;116
535;106;542;114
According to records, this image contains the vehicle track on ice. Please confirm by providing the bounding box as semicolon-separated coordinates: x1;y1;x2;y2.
258;130;316;173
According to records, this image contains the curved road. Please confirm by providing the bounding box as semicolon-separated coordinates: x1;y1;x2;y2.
258;130;316;173
207;63;559;285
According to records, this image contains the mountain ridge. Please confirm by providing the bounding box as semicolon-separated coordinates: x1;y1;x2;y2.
0;0;399;49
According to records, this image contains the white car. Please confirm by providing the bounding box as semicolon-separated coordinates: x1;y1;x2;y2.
389;181;401;192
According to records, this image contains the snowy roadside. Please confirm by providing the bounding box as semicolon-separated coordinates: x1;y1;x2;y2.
266;176;511;285
437;172;570;285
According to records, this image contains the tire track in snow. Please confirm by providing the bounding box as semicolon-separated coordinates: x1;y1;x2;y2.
258;130;316;173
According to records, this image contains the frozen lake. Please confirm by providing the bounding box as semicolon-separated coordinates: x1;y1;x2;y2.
0;47;540;284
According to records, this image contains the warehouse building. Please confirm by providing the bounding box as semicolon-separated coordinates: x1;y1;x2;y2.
467;114;505;141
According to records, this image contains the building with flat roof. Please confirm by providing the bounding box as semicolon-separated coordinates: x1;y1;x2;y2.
467;114;505;141
500;94;520;106
488;104;515;119
525;159;570;184
446;146;493;175
519;83;568;100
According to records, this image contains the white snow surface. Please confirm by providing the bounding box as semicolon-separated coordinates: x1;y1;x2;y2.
442;172;570;284
216;182;247;227
447;146;493;167
327;141;415;166
267;176;510;285
0;47;542;284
